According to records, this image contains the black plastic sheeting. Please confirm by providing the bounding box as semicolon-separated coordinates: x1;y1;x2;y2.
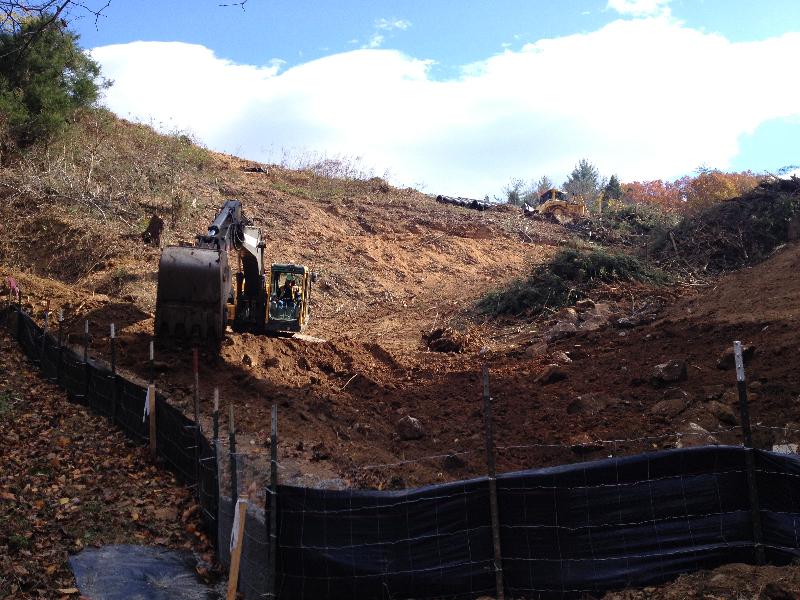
6;306;800;599
69;545;221;599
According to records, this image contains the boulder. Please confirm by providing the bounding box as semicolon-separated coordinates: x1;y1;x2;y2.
716;344;756;370
525;341;549;357
566;393;616;415
707;400;738;426
443;453;466;472
580;314;609;331
553;307;579;323
650;398;686;418
396;415;425;440
550;350;572;364
568;433;604;453
676;422;719;448
575;298;595;312
535;364;568;385
546;321;577;342
651;360;687;387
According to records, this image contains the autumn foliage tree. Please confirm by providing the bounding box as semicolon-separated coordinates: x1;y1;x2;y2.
621;170;763;215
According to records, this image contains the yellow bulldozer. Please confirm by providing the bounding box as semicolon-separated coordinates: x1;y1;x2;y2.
154;200;311;345
532;188;587;224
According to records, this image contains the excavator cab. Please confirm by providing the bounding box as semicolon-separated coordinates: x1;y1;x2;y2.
266;264;310;333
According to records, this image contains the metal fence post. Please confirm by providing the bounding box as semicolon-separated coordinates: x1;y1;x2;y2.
110;323;118;423
193;348;201;496
83;319;90;402
16;289;22;341
482;365;505;600
734;340;765;565
267;403;278;599
56;309;64;385
40;301;49;364
229;403;238;501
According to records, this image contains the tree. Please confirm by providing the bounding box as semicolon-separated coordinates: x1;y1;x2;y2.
1;2;109;34
0;14;104;147
534;175;553;197
604;174;622;201
503;177;525;205
563;159;602;211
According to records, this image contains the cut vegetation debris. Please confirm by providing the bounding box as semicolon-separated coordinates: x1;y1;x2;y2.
655;176;800;274
478;247;664;317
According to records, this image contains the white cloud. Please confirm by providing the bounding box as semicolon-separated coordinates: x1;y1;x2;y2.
363;33;384;49
607;0;671;17
91;18;800;198
375;18;412;31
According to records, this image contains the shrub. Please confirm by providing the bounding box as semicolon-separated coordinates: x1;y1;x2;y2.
478;248;663;316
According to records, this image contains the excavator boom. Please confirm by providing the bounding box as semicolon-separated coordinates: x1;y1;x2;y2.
154;199;310;346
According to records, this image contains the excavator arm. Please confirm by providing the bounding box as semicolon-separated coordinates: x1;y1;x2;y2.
155;200;264;345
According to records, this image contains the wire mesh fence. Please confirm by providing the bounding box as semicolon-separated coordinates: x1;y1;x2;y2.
5;304;800;599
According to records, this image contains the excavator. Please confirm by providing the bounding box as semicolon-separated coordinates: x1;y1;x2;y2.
154;200;311;345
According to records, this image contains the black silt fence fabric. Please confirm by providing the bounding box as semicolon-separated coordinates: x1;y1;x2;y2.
115;378;149;444
155;397;199;485
9;308;800;599
197;435;219;547
271;447;800;600
276;478;496;600
498;446;756;598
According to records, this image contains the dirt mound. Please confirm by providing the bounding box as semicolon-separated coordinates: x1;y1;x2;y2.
656;176;800;274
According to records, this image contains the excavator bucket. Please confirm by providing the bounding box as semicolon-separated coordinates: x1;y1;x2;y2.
154;246;230;344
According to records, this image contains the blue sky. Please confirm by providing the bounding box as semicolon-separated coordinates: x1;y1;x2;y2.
72;0;800;197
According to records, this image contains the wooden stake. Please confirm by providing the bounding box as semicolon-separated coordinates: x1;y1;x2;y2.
226;497;248;600
482;365;505;600
148;383;157;460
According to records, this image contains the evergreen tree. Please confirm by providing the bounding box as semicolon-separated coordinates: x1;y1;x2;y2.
563;159;602;209
0;15;104;147
604;174;622;200
535;175;553;196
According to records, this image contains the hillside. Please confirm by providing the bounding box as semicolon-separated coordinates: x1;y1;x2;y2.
4;111;800;598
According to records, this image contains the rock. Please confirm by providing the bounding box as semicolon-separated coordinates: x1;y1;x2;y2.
310;442;330;461
553;307;579;323
760;582;796;600
707;400;738;426
568;433;604;453
676;422;719;448
535;364;568;385
567;393;615;415
703;384;726;401
651;360;687;387
650;398;686;418
591;302;612;318
443;453;466;472
546;321;577;342
575;298;595;312
772;443;799;455
716;344;756;370
525;341;548;357
396;415;425;440
550;350;572;364
580;314;609;331
241;354;253;367
617;313;655;328
662;387;690;401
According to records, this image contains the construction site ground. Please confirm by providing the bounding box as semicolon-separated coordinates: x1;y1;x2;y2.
3;132;800;598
